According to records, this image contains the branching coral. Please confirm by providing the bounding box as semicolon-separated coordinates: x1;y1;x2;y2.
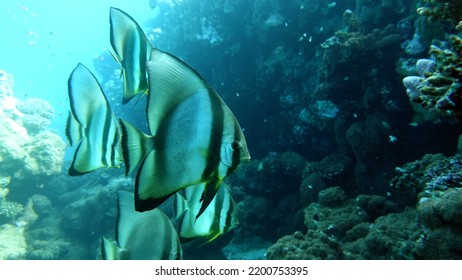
403;35;462;117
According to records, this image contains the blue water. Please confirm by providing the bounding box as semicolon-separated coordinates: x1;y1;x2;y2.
0;0;152;136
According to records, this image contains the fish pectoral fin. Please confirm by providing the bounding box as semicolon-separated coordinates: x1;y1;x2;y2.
196;179;222;220
109;49;122;66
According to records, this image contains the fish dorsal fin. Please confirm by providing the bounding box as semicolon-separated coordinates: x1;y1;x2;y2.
110;7;153;104
68;64;110;126
146;48;210;135
67;63;122;175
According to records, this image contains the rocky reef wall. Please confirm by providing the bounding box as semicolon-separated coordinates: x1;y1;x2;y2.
0;69;66;259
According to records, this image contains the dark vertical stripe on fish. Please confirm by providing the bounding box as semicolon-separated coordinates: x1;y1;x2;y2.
223;195;234;233
226;120;242;176
137;32;148;91
202;88;224;181
101;105;113;166
109;126;120;167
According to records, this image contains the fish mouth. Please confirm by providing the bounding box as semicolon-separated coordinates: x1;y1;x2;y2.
239;156;251;167
242;156;251;162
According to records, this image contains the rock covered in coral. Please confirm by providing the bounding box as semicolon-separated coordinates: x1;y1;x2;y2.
417;0;462;30
300;153;353;206
266;230;340;260
15;98;55;135
342;208;422;259
303;187;369;239
319;23;404;78
386;153;462;259
403;35;462;117
26;211;88;259
25;131;66;176
0;70;66;197
267;187;421;259
389;153;462;206
0;200;24;224
0;224;26;259
344;112;397;194
418;188;462;229
417;188;462;259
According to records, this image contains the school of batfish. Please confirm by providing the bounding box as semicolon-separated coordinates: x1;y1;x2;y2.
66;7;250;260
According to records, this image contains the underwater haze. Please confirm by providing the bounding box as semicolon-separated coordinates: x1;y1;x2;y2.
1;0;462;260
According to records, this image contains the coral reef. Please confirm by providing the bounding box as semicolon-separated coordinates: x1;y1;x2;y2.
417;0;462;30
16;98;55;135
389;153;462;206
417;188;462;259
320;25;404;75
0;70;66;198
387;153;462;259
0;70;67;259
266;187;422;259
0;200;24;224
403;35;462;117
0;224;27;259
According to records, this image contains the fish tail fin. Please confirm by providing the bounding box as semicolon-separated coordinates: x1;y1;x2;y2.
67;63;122;176
119;119;154;175
100;237;121;260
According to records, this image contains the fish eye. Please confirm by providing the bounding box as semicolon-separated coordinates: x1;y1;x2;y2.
231;141;240;151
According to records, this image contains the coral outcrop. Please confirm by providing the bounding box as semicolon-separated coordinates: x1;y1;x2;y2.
417;188;462;259
389;153;462;259
417;0;462;30
266;187;421;260
403;35;462;117
0;70;66;259
0;224;27;259
0;70;66;192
